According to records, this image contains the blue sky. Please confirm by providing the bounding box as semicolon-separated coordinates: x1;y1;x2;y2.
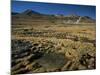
12;0;96;19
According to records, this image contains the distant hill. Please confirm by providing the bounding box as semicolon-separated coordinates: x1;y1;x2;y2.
12;9;95;25
11;12;19;15
22;9;42;16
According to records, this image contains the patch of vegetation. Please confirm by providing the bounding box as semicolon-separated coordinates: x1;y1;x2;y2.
11;23;96;74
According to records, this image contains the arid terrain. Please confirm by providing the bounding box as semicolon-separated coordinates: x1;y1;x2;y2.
11;9;96;74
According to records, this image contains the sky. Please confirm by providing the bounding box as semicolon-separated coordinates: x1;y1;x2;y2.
12;0;96;19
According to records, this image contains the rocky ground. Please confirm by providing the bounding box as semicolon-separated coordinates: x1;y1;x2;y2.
11;26;96;74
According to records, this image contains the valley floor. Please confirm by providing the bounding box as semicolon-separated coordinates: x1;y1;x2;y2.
11;24;96;74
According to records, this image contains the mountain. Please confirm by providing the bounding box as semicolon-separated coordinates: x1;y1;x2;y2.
12;9;95;25
11;12;19;15
22;9;42;16
63;15;95;24
66;14;80;18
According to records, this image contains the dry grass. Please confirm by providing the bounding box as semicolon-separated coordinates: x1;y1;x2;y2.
11;23;96;74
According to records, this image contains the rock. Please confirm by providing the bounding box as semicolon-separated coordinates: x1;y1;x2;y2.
25;62;36;70
65;49;79;61
33;43;39;46
22;60;30;66
61;61;72;71
79;53;96;69
12;68;29;74
78;65;86;70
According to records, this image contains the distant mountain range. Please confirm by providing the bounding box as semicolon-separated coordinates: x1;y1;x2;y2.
12;9;43;16
12;9;95;25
